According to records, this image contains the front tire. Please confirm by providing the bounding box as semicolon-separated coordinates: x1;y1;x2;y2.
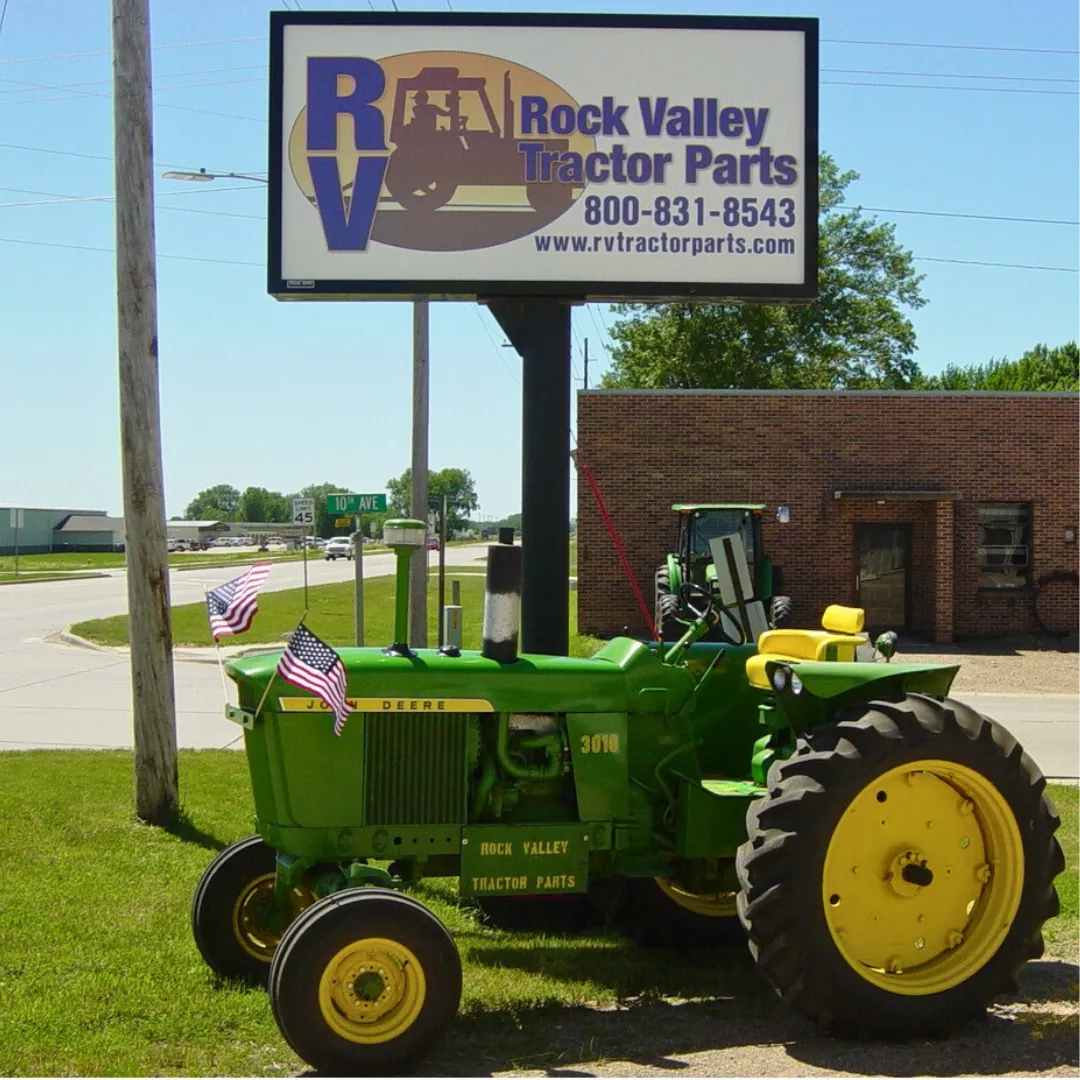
736;695;1063;1039
654;564;683;640
191;836;316;984
269;888;462;1075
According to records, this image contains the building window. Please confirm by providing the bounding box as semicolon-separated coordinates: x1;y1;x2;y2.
978;503;1031;589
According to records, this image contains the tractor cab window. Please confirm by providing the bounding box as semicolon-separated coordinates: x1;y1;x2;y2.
690;510;756;567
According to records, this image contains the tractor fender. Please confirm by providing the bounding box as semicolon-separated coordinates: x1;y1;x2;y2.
779;660;960;701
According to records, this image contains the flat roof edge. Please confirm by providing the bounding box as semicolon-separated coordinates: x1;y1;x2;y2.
579;389;1078;399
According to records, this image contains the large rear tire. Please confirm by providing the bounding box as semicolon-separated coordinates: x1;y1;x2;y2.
269;888;461;1075
601;875;746;948
736;695;1063;1039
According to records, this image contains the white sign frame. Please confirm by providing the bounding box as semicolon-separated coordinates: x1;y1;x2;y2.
268;11;818;303
291;498;315;527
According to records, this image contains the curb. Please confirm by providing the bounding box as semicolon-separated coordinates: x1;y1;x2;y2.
1;572;108;586
56;629;283;664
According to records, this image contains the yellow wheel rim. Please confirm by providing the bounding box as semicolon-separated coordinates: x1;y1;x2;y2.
822;758;1023;996
318;937;426;1045
655;877;739;919
231;874;316;962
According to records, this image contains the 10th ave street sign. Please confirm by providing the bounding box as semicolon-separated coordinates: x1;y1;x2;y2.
327;493;388;515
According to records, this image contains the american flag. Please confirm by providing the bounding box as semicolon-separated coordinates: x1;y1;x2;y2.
205;563;272;640
277;624;352;736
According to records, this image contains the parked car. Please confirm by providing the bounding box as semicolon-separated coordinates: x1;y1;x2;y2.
426;537;440;550
324;537;354;561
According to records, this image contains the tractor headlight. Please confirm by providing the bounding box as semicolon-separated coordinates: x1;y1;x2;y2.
790;671;804;695
771;666;791;693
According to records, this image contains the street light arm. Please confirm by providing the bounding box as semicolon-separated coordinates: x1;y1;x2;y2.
160;168;268;184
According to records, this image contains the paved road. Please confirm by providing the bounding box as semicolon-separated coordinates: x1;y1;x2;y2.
0;546;490;752
1;555;1076;777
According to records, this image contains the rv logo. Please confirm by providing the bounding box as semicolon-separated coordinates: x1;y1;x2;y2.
288;51;594;253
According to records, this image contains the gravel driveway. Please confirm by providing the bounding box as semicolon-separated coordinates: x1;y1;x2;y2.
894;633;1079;695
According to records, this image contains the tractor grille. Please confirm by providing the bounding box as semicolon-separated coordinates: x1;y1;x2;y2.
362;712;469;826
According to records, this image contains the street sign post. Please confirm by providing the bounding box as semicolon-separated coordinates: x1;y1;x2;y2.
292;497;314;609
326;493;387;515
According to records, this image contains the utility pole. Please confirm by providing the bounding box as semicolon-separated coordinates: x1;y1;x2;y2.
583;336;591;391
409;300;429;646
112;0;178;824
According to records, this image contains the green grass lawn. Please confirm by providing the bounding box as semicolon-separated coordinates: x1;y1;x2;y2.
72;574;604;657
0;752;1073;1077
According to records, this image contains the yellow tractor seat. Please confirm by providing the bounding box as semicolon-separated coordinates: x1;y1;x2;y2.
746;606;869;690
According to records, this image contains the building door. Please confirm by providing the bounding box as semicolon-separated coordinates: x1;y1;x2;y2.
855;524;911;631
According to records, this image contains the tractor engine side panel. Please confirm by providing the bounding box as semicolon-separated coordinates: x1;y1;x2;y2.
566;712;630;821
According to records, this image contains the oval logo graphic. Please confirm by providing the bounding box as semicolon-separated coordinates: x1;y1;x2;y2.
288;50;596;252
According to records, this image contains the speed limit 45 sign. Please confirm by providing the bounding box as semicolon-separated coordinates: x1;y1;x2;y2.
292;497;315;527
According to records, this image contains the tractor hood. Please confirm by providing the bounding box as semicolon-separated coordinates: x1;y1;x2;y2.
227;636;696;717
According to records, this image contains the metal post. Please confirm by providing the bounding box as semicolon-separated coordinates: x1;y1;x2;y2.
112;0;178;824
13;510;19;577
302;534;309;612
354;514;364;647
409;300;430;647
437;493;447;647
488;299;571;655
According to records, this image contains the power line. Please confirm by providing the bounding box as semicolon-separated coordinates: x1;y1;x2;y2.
0;234;262;267
914;256;1077;272
823;79;1075;96
0;0;11;51
822;37;1078;56
823;66;1078;84
472;307;519;383
839;205;1078;227
0;62;268;96
0;140;266;176
0;35;264;67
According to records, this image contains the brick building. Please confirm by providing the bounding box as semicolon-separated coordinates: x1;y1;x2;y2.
577;390;1078;643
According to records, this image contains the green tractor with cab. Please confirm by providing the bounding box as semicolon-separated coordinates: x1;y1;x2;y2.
656;503;792;641
192;523;1064;1075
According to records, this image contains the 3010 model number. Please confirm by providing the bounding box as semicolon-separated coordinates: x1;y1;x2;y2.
579;733;620;754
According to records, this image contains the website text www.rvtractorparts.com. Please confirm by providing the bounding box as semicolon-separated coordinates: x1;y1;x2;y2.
533;231;797;256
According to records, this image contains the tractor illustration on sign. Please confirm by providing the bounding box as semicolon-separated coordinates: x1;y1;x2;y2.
384;67;578;214
192;525;1064;1075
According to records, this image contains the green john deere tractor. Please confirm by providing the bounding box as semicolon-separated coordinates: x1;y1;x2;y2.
193;523;1064;1075
655;503;791;639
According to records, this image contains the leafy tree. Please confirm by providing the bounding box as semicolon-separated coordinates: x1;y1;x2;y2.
601;155;926;390
184;484;241;521
239;486;290;523
386;467;479;535
914;342;1078;391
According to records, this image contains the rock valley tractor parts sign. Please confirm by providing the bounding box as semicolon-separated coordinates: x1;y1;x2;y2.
269;12;818;302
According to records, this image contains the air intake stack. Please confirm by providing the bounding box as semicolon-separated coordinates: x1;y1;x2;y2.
482;532;521;663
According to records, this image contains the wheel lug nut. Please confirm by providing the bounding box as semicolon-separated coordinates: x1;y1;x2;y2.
915;937;925;949
959;799;974;816
975;863;991;883
888;956;903;973
947;930;964;948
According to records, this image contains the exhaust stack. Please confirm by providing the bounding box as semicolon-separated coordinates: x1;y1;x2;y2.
482;533;521;663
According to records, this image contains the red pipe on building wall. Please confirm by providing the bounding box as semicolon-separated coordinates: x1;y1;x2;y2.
575;453;659;641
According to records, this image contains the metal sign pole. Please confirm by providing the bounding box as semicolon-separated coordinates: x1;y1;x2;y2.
13;509;20;577
354;513;364;647
302;536;309;612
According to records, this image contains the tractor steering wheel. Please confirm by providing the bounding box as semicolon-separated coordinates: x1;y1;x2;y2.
677;582;747;646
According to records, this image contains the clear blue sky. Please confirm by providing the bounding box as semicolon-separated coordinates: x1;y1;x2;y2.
1;0;1076;521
